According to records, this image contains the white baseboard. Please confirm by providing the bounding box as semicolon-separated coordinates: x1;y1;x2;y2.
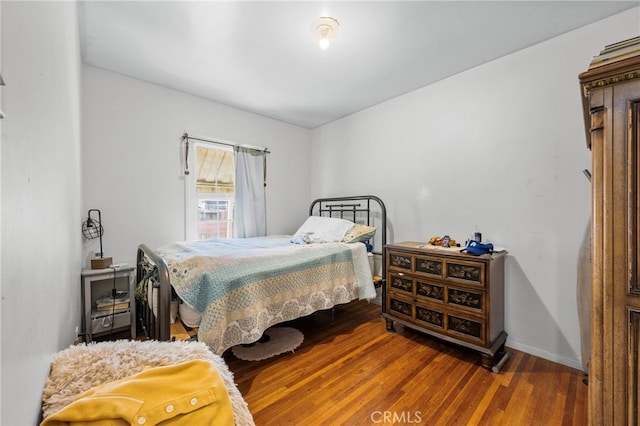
506;339;584;372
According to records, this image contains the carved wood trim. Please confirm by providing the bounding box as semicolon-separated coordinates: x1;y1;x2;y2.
632;100;640;295
590;106;605;132
583;71;640;97
580;55;640;98
588;92;606;425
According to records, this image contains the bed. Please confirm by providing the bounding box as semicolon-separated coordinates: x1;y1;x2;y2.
136;195;387;355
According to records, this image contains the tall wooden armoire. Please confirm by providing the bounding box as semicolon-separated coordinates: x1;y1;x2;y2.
579;37;640;425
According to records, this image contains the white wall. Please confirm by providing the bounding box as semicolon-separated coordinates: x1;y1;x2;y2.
1;2;83;424
310;8;640;369
82;66;311;266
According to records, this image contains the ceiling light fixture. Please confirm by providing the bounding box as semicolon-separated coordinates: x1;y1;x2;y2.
315;17;339;50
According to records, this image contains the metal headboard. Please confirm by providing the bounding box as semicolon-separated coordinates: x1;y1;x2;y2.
309;195;387;282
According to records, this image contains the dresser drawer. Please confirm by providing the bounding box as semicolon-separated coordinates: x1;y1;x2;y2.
388;292;445;332
446;285;484;313
447;312;485;343
415;279;444;302
415;304;445;330
389;272;413;295
445;259;485;287
387;293;413;320
388;251;413;271
415;255;443;278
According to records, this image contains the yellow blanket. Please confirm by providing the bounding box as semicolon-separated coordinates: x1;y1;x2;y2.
41;359;234;426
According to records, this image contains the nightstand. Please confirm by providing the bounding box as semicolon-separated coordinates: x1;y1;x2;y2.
81;266;136;342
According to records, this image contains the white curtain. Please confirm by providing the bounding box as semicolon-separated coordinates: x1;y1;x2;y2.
233;147;266;238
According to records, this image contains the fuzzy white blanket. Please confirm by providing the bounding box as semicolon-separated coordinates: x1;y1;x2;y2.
41;340;254;425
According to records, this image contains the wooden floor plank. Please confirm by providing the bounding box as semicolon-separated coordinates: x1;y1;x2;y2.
224;300;588;425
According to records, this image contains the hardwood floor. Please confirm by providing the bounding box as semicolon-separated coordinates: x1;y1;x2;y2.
224;300;587;426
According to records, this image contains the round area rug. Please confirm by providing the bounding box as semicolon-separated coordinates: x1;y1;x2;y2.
231;327;304;361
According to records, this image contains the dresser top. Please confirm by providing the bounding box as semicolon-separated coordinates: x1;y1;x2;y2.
386;241;507;260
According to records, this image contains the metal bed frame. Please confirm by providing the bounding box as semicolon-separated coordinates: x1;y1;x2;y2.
309;195;387;282
136;194;387;342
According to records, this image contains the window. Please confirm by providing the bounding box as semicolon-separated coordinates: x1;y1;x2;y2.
186;143;235;240
184;134;267;240
197;198;233;239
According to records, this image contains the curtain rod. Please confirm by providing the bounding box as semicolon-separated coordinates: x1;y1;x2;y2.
181;132;270;154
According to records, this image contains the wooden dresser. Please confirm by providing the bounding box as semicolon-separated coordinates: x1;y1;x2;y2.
579;37;640;424
382;241;508;371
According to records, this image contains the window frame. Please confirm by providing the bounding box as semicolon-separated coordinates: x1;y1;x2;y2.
184;141;235;241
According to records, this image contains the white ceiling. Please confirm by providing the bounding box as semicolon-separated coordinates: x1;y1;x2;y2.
78;1;639;129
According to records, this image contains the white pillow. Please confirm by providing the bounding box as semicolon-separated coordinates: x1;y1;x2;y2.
342;224;377;243
292;216;354;243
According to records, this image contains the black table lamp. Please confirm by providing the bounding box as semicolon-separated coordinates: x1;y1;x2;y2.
82;209;113;269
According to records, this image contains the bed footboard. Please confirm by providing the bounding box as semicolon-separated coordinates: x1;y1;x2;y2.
136;244;172;341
